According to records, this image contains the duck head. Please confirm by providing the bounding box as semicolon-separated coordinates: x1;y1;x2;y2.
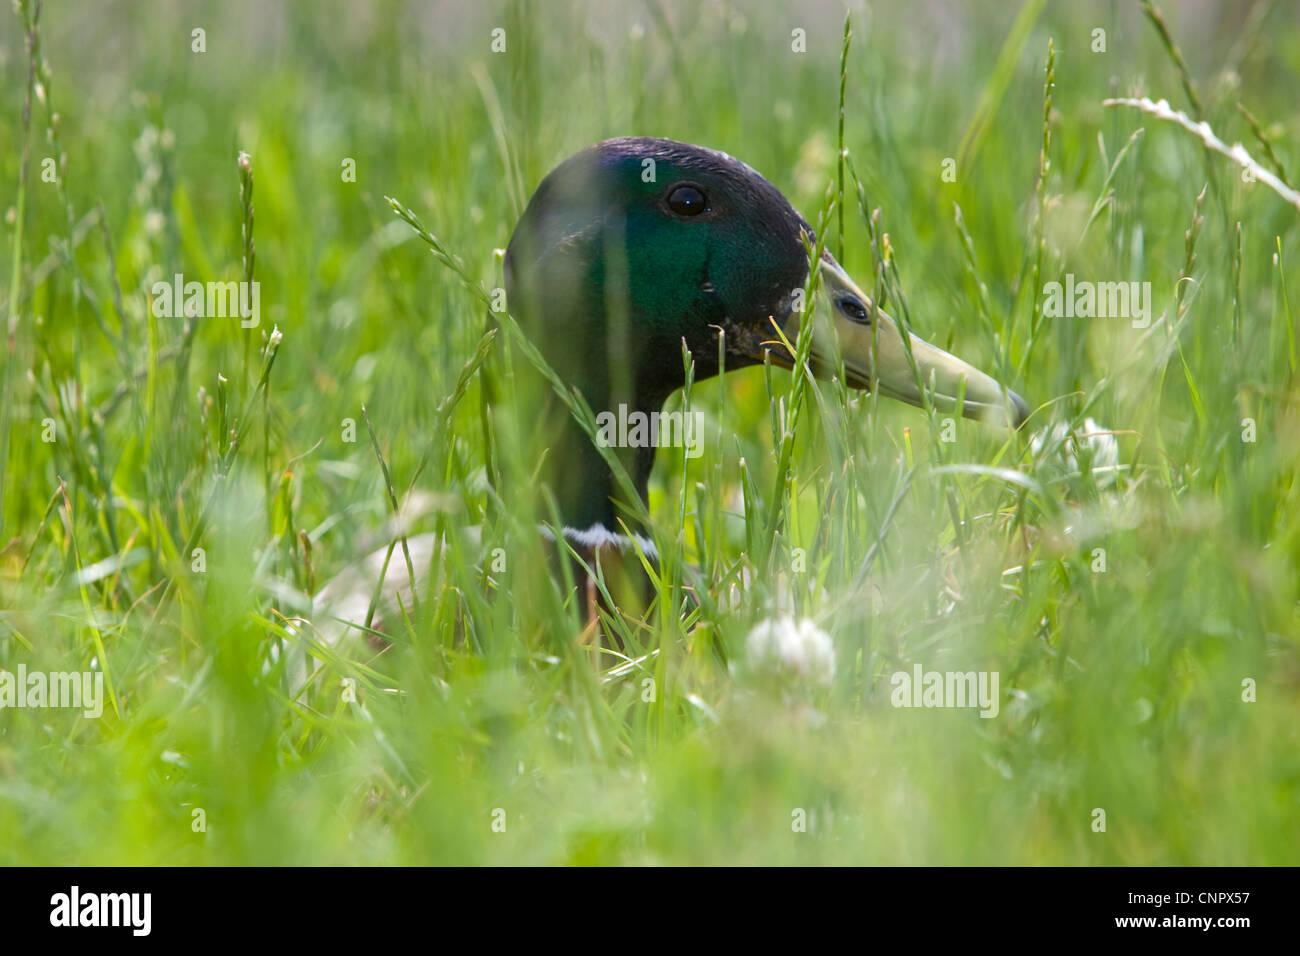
504;137;1027;552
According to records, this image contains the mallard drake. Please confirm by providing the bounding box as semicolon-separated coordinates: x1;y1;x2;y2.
289;137;1027;686
504;137;1027;558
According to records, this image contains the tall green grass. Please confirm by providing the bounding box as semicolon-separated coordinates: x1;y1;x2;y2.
1;0;1298;864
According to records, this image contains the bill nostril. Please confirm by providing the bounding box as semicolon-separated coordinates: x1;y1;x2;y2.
837;293;870;324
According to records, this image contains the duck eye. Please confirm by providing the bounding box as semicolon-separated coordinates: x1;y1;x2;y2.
666;184;708;216
838;293;871;324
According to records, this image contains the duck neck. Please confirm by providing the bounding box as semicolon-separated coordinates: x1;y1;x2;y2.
553;396;661;546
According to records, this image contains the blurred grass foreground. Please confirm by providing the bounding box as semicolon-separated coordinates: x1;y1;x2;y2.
1;0;1299;864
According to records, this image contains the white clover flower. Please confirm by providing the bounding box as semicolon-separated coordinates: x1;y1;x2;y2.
1030;417;1122;487
744;616;835;686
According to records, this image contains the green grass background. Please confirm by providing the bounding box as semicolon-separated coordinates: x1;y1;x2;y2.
2;0;1298;864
